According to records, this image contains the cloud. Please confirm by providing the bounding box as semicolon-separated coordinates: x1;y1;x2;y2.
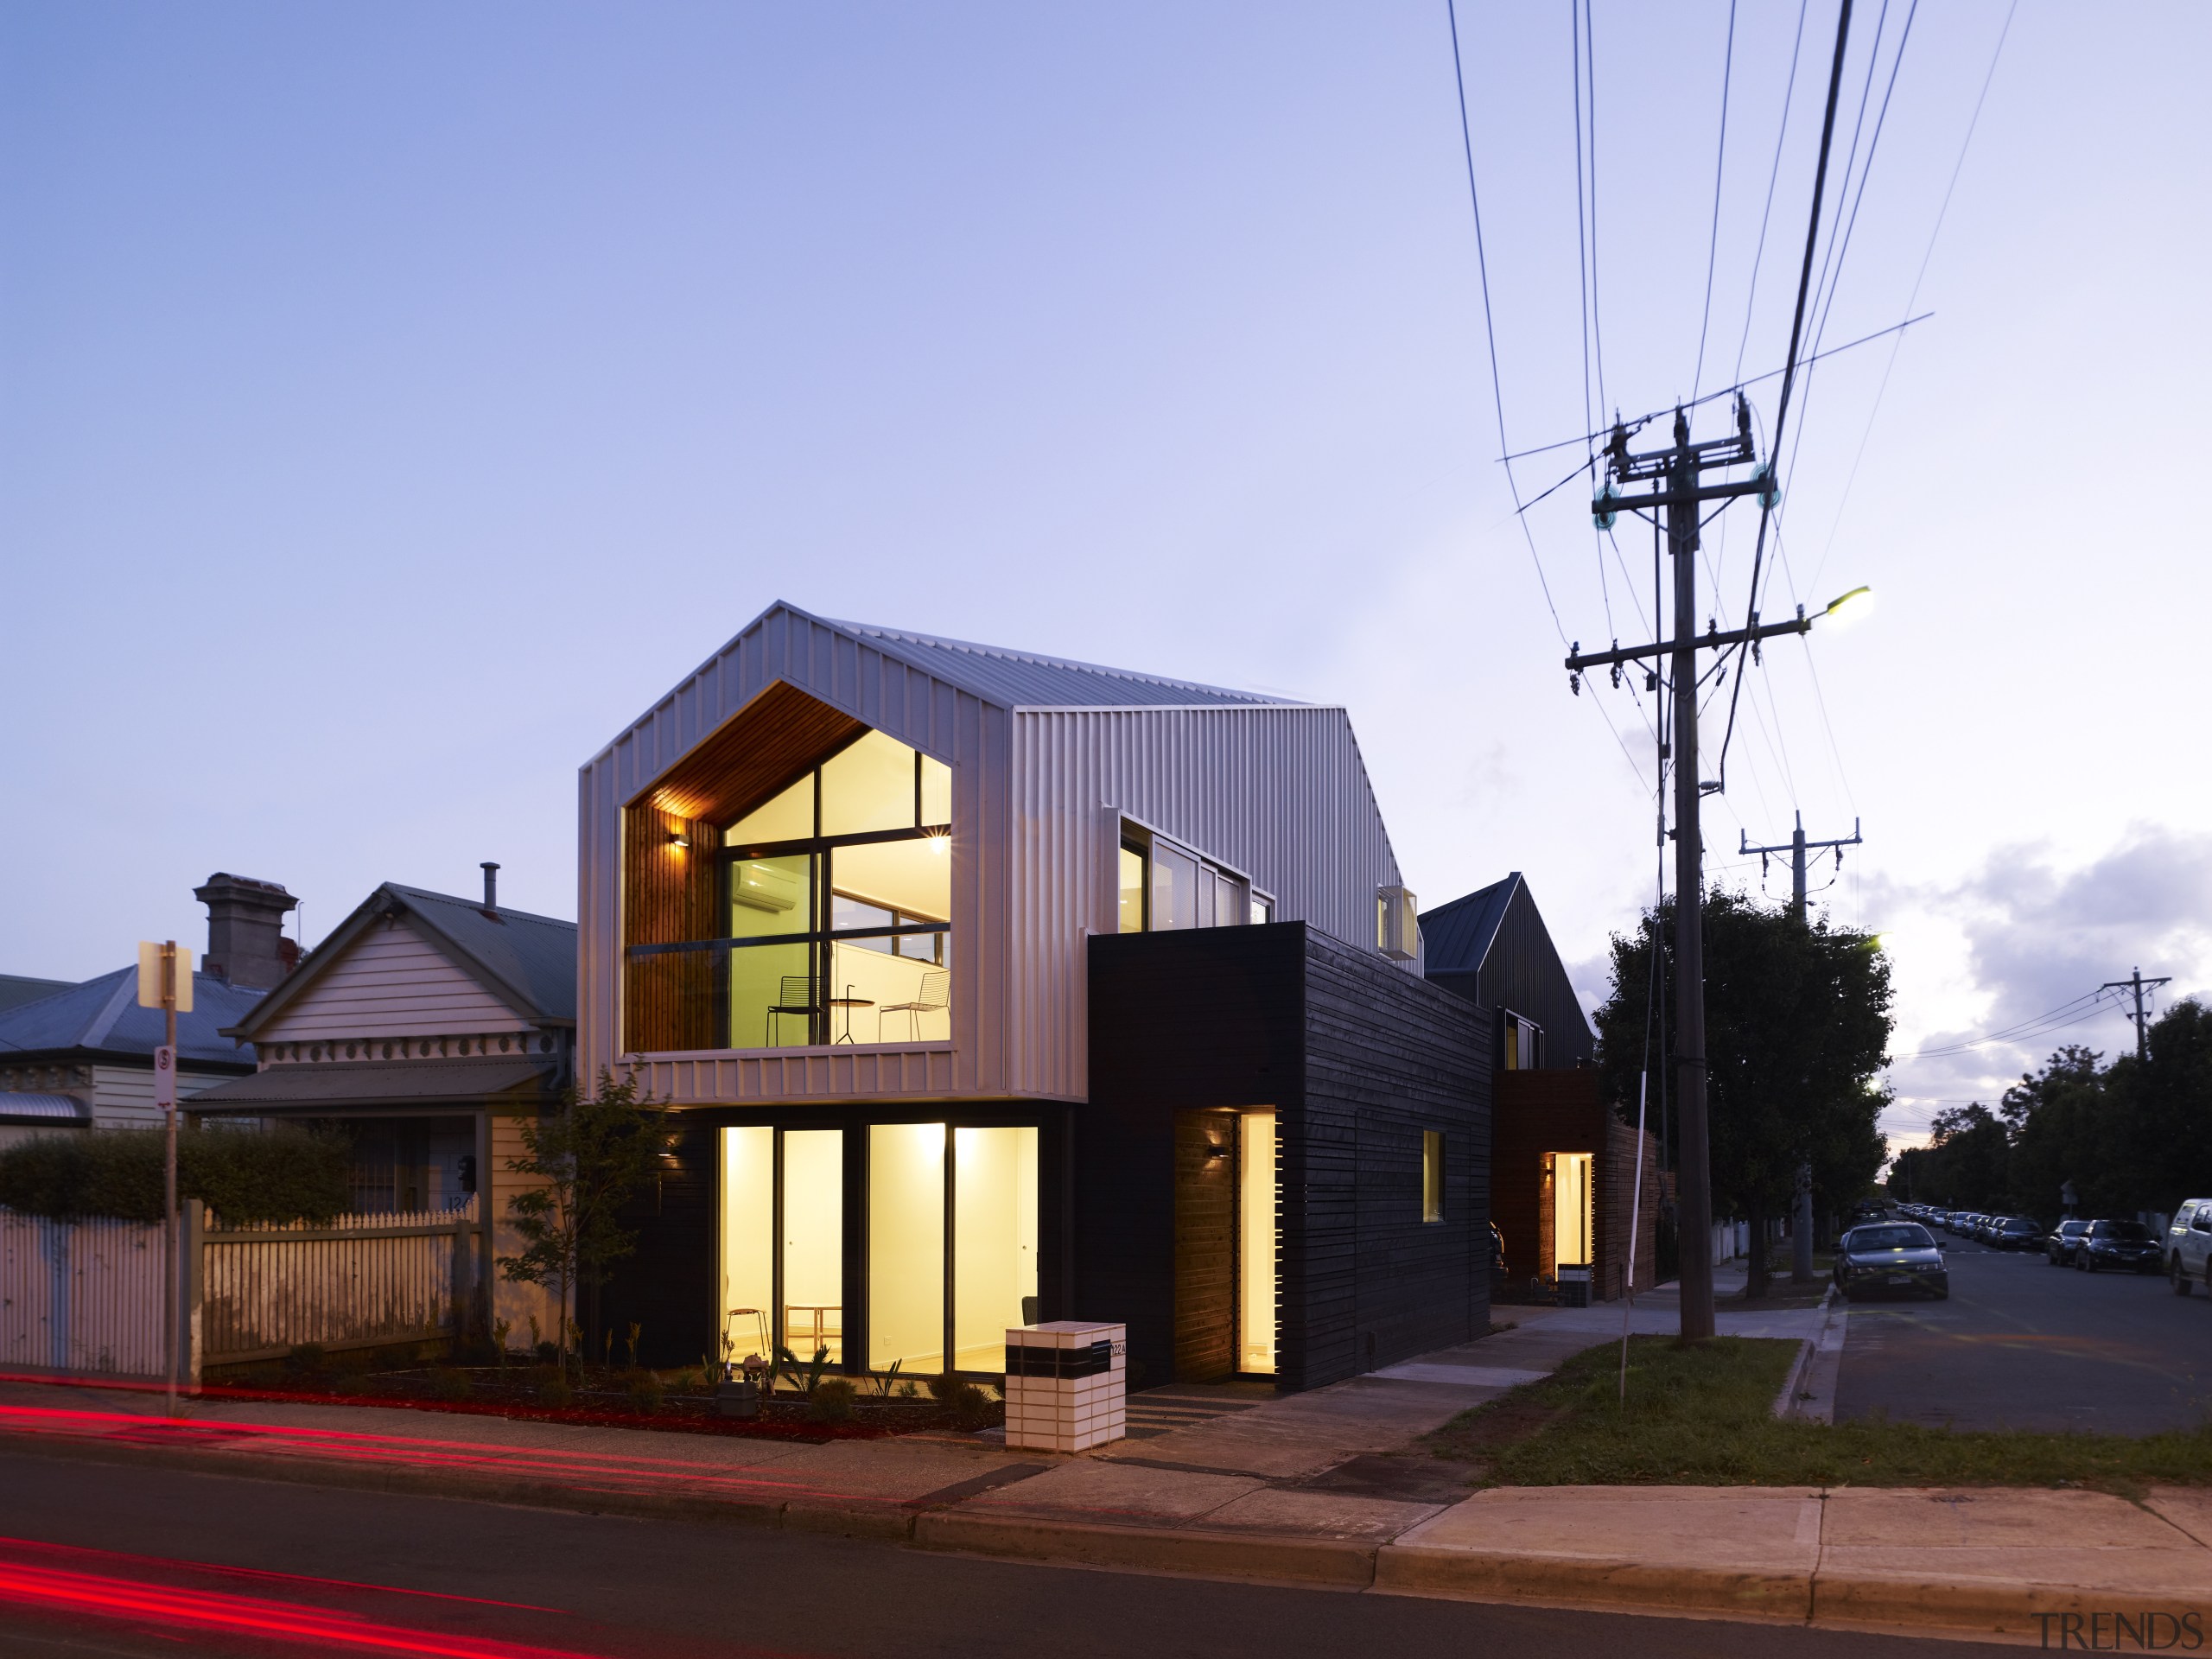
1875;823;2212;1135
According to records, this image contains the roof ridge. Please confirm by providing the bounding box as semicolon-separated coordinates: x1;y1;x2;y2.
385;884;577;930
77;967;140;1048
823;616;1288;706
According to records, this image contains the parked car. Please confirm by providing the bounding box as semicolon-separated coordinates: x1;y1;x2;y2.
1834;1221;1948;1301
2047;1218;2091;1266
2077;1218;2162;1274
1975;1215;2009;1245
2167;1200;2212;1294
1988;1216;2043;1250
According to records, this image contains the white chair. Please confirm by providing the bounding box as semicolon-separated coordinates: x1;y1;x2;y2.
877;970;950;1040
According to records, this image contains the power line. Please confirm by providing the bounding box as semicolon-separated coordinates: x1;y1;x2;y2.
1731;0;1813;387
1903;989;2120;1060
1442;0;1650;791
1690;0;1738;404
1714;0;1856;791
1805;0;2015;601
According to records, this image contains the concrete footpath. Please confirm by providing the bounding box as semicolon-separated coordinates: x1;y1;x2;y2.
4;1284;2204;1649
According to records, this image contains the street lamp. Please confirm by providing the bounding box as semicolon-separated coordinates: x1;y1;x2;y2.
1823;585;1874;626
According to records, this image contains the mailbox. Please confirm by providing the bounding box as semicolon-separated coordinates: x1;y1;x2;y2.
1003;1320;1125;1452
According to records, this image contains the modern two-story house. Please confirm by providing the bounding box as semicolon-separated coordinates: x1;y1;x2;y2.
586;602;1489;1392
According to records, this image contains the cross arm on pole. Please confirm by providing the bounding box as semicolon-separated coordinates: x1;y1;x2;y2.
1566;607;1811;675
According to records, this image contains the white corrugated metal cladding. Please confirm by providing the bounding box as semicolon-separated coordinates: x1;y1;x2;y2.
578;601;1414;1106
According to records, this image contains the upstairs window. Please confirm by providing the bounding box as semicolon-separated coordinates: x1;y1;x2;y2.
1116;826;1260;936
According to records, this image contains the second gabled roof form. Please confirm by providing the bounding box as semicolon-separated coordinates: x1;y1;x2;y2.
828;617;1293;710
226;882;577;1040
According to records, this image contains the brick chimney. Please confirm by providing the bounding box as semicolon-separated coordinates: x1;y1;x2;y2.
194;873;299;989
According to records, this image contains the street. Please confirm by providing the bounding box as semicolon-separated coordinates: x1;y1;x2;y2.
0;1451;2018;1659
1837;1233;2212;1433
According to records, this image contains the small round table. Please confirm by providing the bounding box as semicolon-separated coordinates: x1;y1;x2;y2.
826;992;874;1044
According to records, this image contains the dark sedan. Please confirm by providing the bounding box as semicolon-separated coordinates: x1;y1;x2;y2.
2077;1218;2162;1274
2046;1218;2091;1266
1834;1222;1949;1300
1988;1216;2043;1250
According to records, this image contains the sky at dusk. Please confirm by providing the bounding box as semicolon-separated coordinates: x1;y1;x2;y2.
4;3;2205;1154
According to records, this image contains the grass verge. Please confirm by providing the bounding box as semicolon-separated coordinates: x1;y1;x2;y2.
1425;1335;2212;1492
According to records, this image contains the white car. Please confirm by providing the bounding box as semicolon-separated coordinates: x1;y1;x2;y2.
2167;1199;2212;1294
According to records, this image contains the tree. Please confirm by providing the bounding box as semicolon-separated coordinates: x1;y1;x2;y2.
1593;889;1892;1299
1995;1046;2105;1220
499;1071;672;1374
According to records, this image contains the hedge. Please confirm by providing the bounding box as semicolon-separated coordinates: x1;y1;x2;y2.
0;1126;351;1224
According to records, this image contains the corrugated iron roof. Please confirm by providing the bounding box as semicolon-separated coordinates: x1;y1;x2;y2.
828;617;1294;709
0;975;75;1015
0;1093;92;1123
0;967;264;1067
1419;874;1521;976
188;1057;557;1111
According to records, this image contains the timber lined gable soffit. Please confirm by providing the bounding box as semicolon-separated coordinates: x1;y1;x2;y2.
222;884;577;1040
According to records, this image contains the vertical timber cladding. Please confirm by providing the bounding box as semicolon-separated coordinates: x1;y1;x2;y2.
1172;1110;1237;1381
1084;924;1486;1394
619;682;868;1055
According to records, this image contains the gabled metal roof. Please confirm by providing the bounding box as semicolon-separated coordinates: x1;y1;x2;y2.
1419;874;1522;976
0;967;264;1068
226;882;576;1040
822;609;1293;710
188;1056;557;1113
0;1093;92;1124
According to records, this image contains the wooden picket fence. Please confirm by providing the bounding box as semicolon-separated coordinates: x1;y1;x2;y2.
0;1198;480;1381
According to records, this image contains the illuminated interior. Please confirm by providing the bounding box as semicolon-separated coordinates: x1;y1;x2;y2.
1238;1110;1276;1375
782;1129;843;1363
718;1126;773;1367
953;1125;1038;1371
1422;1129;1445;1224
1117;827;1260;934
717;729;952;1048
868;1123;946;1372
1550;1151;1592;1274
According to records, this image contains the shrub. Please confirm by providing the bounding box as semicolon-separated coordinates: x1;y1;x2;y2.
808;1378;856;1423
537;1377;573;1408
0;1126;349;1224
948;1382;994;1430
429;1368;473;1402
626;1370;664;1414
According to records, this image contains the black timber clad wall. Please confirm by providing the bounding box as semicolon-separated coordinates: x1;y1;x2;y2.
1085;923;1487;1394
1427;885;1594;1066
1300;927;1490;1386
1084;925;1305;1393
599;1116;715;1368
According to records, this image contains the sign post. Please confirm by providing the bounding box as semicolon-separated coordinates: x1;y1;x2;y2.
137;941;191;1417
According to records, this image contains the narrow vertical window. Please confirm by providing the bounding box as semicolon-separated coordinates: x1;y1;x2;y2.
719;1127;774;1369
1118;841;1147;933
1239;1111;1277;1374
1422;1130;1445;1224
781;1130;843;1363
868;1123;945;1373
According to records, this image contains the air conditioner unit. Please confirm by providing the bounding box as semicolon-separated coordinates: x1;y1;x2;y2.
1376;884;1419;961
732;861;803;913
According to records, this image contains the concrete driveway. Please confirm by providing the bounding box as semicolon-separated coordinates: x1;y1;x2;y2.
1835;1234;2212;1433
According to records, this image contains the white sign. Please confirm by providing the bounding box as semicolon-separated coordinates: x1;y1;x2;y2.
153;1045;177;1109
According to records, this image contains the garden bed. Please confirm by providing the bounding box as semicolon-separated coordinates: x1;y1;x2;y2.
187;1360;1002;1442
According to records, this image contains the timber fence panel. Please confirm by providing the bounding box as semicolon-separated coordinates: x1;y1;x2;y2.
0;1211;168;1376
199;1198;479;1364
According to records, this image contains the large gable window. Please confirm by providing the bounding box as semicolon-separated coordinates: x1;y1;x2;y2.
627;721;951;1052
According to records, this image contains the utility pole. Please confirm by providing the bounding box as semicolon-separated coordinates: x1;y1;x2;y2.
1741;812;1862;918
1569;397;1828;1341
2101;967;2171;1065
137;939;191;1416
1741;814;1864;1286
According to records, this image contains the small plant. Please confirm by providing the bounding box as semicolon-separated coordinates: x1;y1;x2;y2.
896;1379;918;1399
925;1371;958;1404
874;1357;904;1398
429;1367;473;1402
626;1370;664;1414
527;1315;543;1357
538;1376;574;1408
948;1381;994;1430
493;1319;512;1368
602;1328;615;1369
536;1341;560;1364
809;1378;857;1423
773;1344;834;1397
624;1322;643;1371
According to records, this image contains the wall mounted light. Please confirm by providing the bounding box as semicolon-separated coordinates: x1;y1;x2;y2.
925;828;950;856
667;831;690;849
1206;1142;1230;1163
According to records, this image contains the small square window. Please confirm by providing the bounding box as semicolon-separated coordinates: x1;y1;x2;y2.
1422;1130;1445;1224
